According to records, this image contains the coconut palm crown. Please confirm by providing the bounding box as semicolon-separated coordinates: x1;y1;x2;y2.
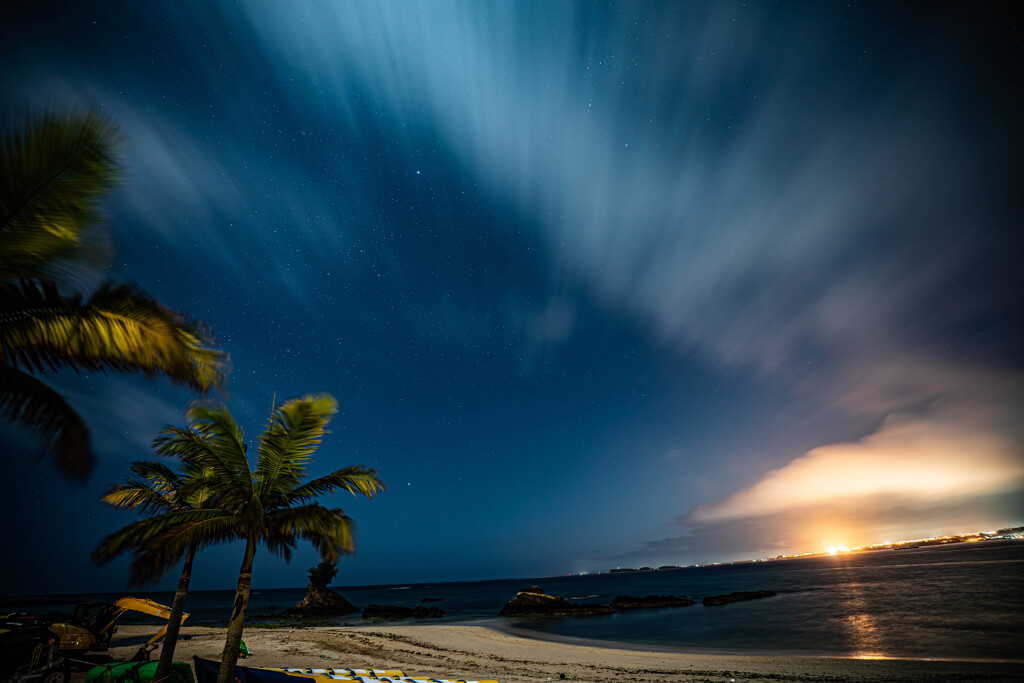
1;108;228;478
114;394;384;683
93;457;211;678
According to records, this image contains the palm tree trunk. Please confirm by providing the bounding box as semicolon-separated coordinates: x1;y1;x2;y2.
154;543;195;682
216;537;256;683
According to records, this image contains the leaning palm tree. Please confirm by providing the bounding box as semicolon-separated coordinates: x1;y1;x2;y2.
1;108;227;479
131;394;384;683
92;447;215;680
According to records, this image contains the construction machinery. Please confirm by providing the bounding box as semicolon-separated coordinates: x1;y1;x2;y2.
0;612;70;682
48;597;187;661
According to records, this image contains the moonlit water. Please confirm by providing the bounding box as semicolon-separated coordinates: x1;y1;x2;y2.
14;541;1022;661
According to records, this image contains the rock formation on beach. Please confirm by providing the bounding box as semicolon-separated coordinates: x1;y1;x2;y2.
499;586;614;616
362;604;446;620
282;560;360;617
702;590;776;606
610;594;695;609
363;604;414;620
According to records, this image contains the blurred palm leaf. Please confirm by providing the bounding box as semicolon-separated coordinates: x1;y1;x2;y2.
0;108;118;285
1;107;228;478
0;361;92;477
1;279;225;392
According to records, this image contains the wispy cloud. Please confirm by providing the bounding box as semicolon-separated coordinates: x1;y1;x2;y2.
239;1;1011;404
238;1;1023;559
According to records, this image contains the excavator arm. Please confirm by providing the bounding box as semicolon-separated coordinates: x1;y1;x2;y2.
100;598;189;659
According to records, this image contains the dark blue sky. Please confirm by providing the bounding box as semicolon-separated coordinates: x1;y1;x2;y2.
2;1;1021;594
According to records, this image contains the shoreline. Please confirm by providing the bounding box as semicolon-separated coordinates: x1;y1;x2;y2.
474;618;1024;664
107;624;1024;683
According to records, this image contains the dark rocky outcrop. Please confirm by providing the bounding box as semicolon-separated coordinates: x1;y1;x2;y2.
702;590;776;606
283;560;360;618
499;587;614;617
282;584;360;617
610;595;695;609
362;604;445;620
362;604;414;620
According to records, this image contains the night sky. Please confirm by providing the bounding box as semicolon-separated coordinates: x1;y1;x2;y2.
2;1;1022;595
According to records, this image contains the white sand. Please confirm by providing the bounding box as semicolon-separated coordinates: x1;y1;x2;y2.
107;624;1023;683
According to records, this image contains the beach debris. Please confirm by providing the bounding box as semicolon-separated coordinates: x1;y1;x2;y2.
498;587;613;617
701;590;776;606
609;595;696;609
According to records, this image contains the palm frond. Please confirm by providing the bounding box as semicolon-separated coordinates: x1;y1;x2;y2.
286;465;385;504
124;543;188;589
122;513;243;587
101;481;175;515
255;395;337;499
258;528;296;562
0;279;227;393
0;361;92;478
130;460;184;494
182;402;254;503
185;403;250;468
145;512;245;556
0;108;119;285
99;460;188;514
92;508;219;566
152;425;212;462
152;423;245;509
267;504;356;561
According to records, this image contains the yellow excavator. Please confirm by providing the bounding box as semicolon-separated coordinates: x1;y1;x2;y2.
48;597;187;661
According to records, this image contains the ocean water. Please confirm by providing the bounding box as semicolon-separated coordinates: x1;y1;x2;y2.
8;540;1022;661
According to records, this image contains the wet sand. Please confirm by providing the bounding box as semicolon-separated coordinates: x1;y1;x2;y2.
108;624;1023;683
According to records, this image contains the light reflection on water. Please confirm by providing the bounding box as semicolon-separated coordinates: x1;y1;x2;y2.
835;580;883;658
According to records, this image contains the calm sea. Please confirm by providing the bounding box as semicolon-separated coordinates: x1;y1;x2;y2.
8;540;1022;661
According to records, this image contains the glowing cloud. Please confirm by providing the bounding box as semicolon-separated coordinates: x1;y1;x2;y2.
686;402;1024;526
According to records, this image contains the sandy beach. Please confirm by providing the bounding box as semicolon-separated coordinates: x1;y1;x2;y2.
106;624;1023;683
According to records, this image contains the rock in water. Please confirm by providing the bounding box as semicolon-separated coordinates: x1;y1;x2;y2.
610;595;695;609
499;587;614;616
362;604;415;620
412;605;445;619
283;582;360;617
702;590;776;606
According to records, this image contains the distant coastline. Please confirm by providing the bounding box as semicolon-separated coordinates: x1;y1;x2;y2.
594;526;1024;575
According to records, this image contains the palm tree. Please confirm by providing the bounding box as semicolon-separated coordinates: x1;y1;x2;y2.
92;449;214;680
1;108;227;479
120;394;384;683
